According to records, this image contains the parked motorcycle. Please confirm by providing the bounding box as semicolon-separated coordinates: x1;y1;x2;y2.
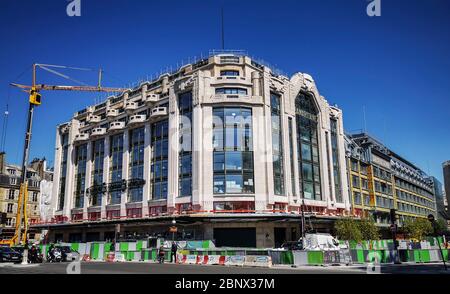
47;248;62;263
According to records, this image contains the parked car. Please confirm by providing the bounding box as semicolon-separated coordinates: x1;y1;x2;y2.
0;247;22;263
8;245;43;263
58;246;80;262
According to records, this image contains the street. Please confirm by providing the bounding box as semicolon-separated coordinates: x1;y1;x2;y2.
0;261;448;274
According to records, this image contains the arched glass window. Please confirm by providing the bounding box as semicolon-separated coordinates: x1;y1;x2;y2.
295;92;322;200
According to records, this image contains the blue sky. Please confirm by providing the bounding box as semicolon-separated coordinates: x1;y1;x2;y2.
0;0;449;183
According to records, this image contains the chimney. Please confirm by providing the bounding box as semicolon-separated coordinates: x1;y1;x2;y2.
0;152;5;174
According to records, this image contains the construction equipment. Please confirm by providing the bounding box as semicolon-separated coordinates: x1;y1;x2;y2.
0;64;126;248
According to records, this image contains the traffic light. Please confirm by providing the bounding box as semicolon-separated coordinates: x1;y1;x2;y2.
0;212;6;224
29;88;42;105
389;209;398;224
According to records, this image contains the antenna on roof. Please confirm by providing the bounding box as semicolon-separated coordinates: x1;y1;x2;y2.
221;6;225;50
363;105;367;133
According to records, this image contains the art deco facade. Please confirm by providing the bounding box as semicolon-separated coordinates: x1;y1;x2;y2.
46;53;350;246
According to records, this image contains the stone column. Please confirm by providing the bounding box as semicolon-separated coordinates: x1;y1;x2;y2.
142;123;151;215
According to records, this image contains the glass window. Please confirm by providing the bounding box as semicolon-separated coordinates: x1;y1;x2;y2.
151;119;169;200
74;144;87;208
178;92;193;197
179;177;192;197
213;107;254;195
180;154;192;175
296;92;321;200
243;173;254;193
225;152;242;171
302;163;313;181
271;93;284;195
214;152;225;172
215;88;248;95
220;70;239;76
303;182;314;199
301;144;312;161
226;175;243;193
213;175;225;194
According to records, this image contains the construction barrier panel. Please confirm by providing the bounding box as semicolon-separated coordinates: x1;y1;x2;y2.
35;240;449;265
225;255;246;266
185;255;198;264
244;256;272;267
206;255;224;265
113;252;125;262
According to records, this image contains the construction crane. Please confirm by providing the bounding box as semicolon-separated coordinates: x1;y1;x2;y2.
0;64;126;250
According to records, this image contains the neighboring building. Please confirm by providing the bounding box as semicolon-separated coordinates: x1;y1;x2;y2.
443;161;450;211
29;158;54;223
40;52;351;247
346;133;436;228
430;176;446;220
0;153;52;241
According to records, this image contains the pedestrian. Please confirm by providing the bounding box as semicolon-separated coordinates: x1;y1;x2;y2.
171;241;178;263
158;245;165;264
29;244;37;263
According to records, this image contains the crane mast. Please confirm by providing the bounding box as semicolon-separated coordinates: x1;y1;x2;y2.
2;63;126;251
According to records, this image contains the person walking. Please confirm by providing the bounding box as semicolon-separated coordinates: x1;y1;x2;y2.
171;241;178;263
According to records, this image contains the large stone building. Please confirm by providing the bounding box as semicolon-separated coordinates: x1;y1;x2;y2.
41;53;351;247
0;153;52;241
345;133;436;229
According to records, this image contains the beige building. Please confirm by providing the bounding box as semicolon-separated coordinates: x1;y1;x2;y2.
345;133;436;234
0;153;50;241
43;52;351;247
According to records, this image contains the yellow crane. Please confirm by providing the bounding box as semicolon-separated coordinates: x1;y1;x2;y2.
0;63;126;248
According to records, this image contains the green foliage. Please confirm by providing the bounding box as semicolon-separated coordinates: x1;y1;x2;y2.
334;218;363;243
335;217;380;243
359;217;380;241
402;218;433;241
434;219;449;235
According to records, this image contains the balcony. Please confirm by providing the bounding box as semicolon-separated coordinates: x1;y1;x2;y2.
128;114;146;125
74;133;89;142
125;101;138;112
109;121;125;131
88;115;101;123
150;107;167;119
91;127;106;137
144;94;159;104
106;109;119;119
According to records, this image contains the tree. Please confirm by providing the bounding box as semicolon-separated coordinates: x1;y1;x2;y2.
434;219;449;235
358;217;380;241
334;218;363;243
402;218;433;241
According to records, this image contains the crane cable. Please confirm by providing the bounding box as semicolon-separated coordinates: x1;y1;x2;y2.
1;66;32;152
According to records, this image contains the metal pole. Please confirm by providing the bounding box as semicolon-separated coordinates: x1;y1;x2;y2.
17;102;34;264
436;236;447;271
301;199;305;238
